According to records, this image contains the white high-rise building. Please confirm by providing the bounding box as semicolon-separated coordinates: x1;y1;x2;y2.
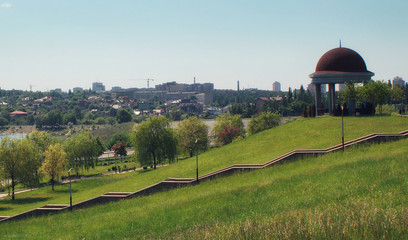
272;81;281;92
92;82;106;93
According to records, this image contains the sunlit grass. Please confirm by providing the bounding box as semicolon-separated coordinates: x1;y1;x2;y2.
1;138;407;239
0;116;406;217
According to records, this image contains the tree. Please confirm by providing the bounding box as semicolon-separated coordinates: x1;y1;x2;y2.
40;143;67;190
131;116;177;169
392;86;404;103
359;80;391;114
116;109;133;123
111;141;127;157
248;112;281;135
27;131;54;155
216;125;242;146
340;82;359;105
212;114;244;146
109;133;131;149
176;117;209;157
0;137;41;200
62;112;77;125
47;110;63;128
0;116;9;127
95;137;105;156
339;82;361;115
64;131;100;176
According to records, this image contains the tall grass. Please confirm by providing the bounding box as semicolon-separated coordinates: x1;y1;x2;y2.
1;138;407;239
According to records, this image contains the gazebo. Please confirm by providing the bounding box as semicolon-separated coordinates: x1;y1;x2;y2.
309;46;374;115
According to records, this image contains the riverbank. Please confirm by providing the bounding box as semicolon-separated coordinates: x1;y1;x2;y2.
0;125;36;135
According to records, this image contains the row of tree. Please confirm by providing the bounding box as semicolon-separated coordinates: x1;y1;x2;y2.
132;113;282;168
0;131;104;200
1;112;282;200
340;80;406;115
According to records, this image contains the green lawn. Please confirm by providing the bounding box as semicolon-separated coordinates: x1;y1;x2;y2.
1;136;407;239
0;116;407;217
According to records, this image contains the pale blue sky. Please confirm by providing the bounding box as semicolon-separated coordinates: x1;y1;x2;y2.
1;0;407;92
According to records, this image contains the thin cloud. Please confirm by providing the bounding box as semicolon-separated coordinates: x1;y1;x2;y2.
0;2;12;8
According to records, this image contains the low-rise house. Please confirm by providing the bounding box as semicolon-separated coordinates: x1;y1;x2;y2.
10;110;28;118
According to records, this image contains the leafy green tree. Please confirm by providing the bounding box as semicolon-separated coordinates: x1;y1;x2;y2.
176;117;209;157
359;80;391;114
0;116;9;127
63;112;77;125
95;137;106;156
0;137;41;200
109;133;131;149
340;82;360;105
47;110;63;128
392;86;404;103
64;131;100;176
27;131;54;155
40;143;67;190
116;109;133;123
131;116;177;169
339;82;361;115
248;112;281;135
212;114;244;146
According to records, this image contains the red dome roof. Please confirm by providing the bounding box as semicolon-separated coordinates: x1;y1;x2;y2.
315;47;368;73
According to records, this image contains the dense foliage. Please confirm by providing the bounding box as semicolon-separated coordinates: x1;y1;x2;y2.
212;114;244;146
131;116;177;169
64;131;103;176
340;80;404;115
0;137;42;200
176;117;209;157
40;143;67;190
248;112;281;135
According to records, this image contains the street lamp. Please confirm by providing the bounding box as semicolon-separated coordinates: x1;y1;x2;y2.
341;105;345;152
195;138;199;183
68;168;73;211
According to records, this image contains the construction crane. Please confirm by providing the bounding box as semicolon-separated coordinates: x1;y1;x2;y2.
129;79;154;88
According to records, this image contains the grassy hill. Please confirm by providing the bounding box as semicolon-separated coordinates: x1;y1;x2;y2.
1;135;407;238
0;116;407;219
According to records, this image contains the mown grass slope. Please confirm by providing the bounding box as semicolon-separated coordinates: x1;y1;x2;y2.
0;116;407;217
1;137;407;239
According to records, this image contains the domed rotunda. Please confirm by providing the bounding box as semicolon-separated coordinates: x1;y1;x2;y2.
309;46;374;115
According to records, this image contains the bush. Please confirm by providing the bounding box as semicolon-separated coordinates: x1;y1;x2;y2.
248;112;281;135
217;126;243;146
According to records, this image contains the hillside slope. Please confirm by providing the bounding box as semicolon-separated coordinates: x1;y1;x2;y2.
1;137;407;239
0;116;407;217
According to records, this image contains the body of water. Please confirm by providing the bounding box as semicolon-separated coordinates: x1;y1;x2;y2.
0;134;26;141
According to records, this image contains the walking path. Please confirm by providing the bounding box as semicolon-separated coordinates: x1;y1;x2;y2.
0;163;168;199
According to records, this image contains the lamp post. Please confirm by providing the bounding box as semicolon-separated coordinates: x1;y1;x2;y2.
68;168;73;211
341;105;345;152
195;138;199;183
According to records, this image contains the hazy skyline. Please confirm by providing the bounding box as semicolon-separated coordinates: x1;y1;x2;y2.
1;0;407;92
